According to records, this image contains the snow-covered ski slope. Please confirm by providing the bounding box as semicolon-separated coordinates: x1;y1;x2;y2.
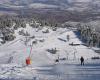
0;24;100;80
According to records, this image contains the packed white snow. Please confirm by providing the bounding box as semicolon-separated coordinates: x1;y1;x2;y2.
0;24;100;80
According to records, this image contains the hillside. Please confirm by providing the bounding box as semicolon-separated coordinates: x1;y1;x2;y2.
0;23;100;79
0;1;100;79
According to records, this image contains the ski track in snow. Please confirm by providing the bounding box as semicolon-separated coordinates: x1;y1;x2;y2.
0;24;100;80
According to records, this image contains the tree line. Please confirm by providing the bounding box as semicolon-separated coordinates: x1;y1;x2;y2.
76;23;100;47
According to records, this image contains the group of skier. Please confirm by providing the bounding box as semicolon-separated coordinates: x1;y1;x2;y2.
55;56;85;66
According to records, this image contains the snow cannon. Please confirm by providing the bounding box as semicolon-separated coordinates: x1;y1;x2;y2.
26;57;31;65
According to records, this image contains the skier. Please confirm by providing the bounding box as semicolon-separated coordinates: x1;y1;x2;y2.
80;56;84;66
55;59;59;62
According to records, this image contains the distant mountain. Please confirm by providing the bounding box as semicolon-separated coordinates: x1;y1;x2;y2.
0;0;69;9
0;0;100;15
0;0;99;10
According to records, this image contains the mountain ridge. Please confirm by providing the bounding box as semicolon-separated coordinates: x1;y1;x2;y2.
0;0;100;16
0;0;99;10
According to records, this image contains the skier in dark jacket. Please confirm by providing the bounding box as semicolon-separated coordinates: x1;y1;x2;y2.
80;56;84;66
